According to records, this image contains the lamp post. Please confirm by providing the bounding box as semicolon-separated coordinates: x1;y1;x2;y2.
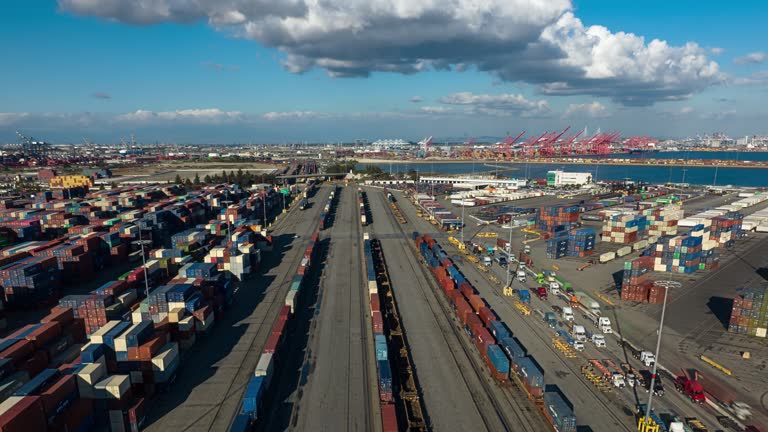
132;229;152;299
505;225;513;287
460;204;465;245
643;280;680;426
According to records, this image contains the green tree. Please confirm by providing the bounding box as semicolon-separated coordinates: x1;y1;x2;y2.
203;174;212;184
174;174;183;184
184;178;193;188
193;173;201;186
407;169;418;182
236;168;244;186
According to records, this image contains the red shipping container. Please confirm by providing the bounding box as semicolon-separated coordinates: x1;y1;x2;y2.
370;294;380;312
381;404;397;432
440;278;454;294
263;331;280;354
279;305;291;319
475;328;494;351
459;282;474;299
128;397;146;424
137;335;167;361
19;350;49;377
478;307;496;327
0;339;34;364
467;314;484;337
372;311;384;334
0;396;47;432
41;307;74;326
455;298;473;324
468;294;485;314
272;317;287;338
41;374;76;417
447;289;462;305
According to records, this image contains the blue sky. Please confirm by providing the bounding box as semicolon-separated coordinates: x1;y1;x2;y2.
1;0;767;143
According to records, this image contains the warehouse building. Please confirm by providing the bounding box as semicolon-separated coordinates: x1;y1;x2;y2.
546;170;592;186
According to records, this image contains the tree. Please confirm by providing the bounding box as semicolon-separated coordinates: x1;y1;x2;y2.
221;170;228;183
193;173;201;186
110;181;118;189
98;183;105;191
229;171;236;184
184;178;193;188
203;174;212;184
407;169;418;182
174;174;183;184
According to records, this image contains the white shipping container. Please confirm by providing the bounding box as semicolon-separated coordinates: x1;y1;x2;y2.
95;375;131;399
89;321;121;345
285;290;297;313
0;397;23;417
255;352;274;389
368;280;378;295
633;240;648;251
117;290;137;306
152;342;180;372
599;252;615;263
756;224;768;233
616;246;632;257
178;316;195;332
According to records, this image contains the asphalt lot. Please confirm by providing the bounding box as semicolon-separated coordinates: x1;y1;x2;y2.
292;186;379;432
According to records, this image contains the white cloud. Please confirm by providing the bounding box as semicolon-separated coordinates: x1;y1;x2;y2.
0;112;31;126
116;108;243;123
563;102;609;118
59;0;722;106
734;52;768;65
262;111;329;121
439;92;550;117
733;70;768;86
701;110;736;121
419;106;452;114
410;96;423;103
680;106;694;114
710;47;724;56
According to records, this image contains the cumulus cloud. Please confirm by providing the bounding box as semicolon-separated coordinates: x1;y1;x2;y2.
710;47;724;56
563;101;609;118
116;108;243;123
201;61;240;71
59;0;723;106
439;92;550;117
410;96;423;103
734;52;767;65
91;91;111;99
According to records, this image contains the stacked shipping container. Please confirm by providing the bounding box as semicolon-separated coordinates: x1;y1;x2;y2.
729;286;768;338
536;205;579;233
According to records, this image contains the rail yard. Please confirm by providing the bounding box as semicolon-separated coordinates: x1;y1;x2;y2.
0;167;765;432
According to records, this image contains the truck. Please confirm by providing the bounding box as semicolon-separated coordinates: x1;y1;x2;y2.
496;256;508;267
496;238;511;253
299;199;309;210
603;359;626;388
589;359;624;388
544;312;557;328
536;287;548;300
639;370;665;396
549;282;561;295
572;325;587;342
621;363;643;388
562;306;574;322
622;341;656;367
696;371;753;420
573;291;601;315
483;256;492;267
518;289;531;303
590;334;606;348
684;418;710;432
557;329;583;351
516;269;526;283
587;315;612;334
675;370;706;404
524;244;531;254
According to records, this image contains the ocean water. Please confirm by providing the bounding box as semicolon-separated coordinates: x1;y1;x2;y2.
364;152;768;187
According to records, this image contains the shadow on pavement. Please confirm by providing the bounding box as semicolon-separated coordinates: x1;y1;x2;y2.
707;296;734;330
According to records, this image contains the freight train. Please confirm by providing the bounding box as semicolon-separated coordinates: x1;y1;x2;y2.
414;232;577;432
358;189;368;226
234;231;321;430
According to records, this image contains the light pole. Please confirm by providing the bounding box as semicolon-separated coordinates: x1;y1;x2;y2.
505;225;513;287
132;229;152;299
643;280;679;426
681;168;688;186
460;204;465;245
713;165;719;187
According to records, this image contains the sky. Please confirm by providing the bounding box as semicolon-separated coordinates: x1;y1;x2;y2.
1;0;767;144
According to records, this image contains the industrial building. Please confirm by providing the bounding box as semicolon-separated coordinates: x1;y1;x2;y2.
546;170;593;186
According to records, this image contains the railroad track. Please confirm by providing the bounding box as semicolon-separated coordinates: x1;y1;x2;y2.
351;187;376;432
203;188;331;431
370;189;545;432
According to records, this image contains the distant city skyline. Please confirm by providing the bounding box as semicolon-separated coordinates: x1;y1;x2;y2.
1;0;767;143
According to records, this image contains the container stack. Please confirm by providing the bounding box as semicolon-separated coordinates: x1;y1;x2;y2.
601;214;648;243
545;232;568;259
642;204;684;237
536;205;579;232
729;286;768;338
620;257;654;302
1;256;60;307
566;227;596;257
49;175;93;189
365;239;394;406
647;234;704;274
543;390;577;432
704;212;743;248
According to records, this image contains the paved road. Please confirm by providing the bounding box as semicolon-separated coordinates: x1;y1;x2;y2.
293;186;378;432
366;189;509;431
144;187;330;432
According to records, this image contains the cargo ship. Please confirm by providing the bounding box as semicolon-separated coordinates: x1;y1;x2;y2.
628;148;660;154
